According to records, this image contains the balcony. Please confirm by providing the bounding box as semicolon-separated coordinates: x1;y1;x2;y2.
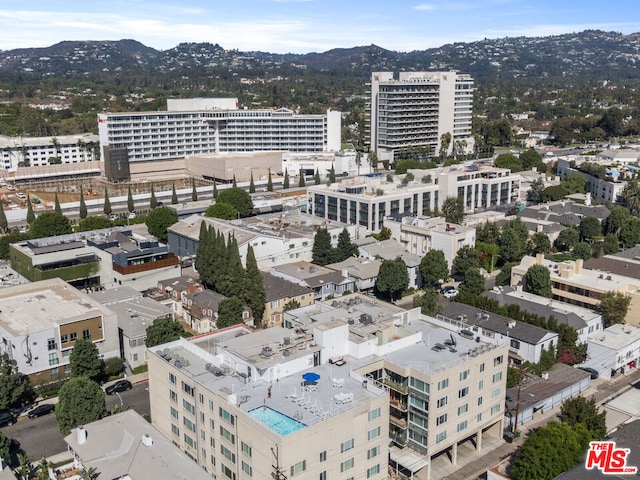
389;414;408;429
384;378;409;394
390;399;408;412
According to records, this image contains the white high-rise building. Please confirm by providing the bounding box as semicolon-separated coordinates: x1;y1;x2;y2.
369;72;474;162
98;99;341;164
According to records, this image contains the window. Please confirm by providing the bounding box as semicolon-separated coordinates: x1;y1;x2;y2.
319;472;326;480
478;380;484;390
457;420;468;432
367;464;380;478
221;445;235;463
492;372;503;383
459;369;469;381
242;461;252;477
438;378;449;390
183;399;195;415
170;390;177;402
458;387;469;398
221;464;235;480
290;460;307;476
182;381;195;396
48;352;59;366
437;396;448;408
436;414;447;426
436;431;447;443
340;458;354;473
220;426;235;444
319;451;326;462
209;399;214;411
183;417;196;432
169;372;176;384
368;407;381;421
199;393;204;404
219;407;235;425
171;424;179;436
478;396;483;406
479;362;485;372
458;404;468;415
510;339;521;349
477;413;482;423
367;446;379;459
491;404;501;415
171;407;178;419
70;332;77;342
494;355;503;366
184;434;196;449
241;442;252;457
492;387;501;399
60;334;68;344
341;438;354;453
47;338;57;351
82;329;91;341
368;427;380;441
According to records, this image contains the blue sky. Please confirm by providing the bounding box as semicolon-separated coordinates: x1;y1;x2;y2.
1;0;639;53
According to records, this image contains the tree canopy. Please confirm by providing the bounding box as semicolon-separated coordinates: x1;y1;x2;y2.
55;377;106;435
452;245;479;277
216;188;253;217
375;258;409;301
145;316;186;347
413;289;442;316
334;228;359;262
559;395;606;440
242;245;265;326
144;206;179;242
441;196;464;224
29;211;72;238
77;215;112;232
217;296;246;329
459;268;485;296
0;353;30;410
598;291;631;327
311;227;333;266
524;264;552;297
69;338;103;381
419;249;449;286
205;202;238;220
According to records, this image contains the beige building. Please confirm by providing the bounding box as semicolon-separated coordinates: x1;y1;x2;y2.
0;278;119;382
261;272;315;328
511;255;640;325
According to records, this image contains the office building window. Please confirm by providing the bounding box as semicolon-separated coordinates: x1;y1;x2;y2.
60;334;68;344
437;396;448;408
459;369;469;381
457;420;468;432
368;407;381;421
241;442;252;457
219;407;235;425
367;446;379;459
47;338;57;351
242;461;252;477
436;431;447;443
458;387;469;398
436;414;447;426
169;373;176;384
290;460;307;476
368;427;380;441
340;458;354;473
340;438;354;453
493;372;503;383
437;378;449;390
319;451;327;462
82;329;91;341
367;464;380;478
458;403;469;415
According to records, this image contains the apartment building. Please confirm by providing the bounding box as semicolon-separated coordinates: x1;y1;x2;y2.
511;255;640;325
261;272;315;328
148;325;390;480
0;278;119;381
0;133;99;171
368;71;474;161
580;323;640;380
556;158;626;203
306;164;520;232
97;98;342;166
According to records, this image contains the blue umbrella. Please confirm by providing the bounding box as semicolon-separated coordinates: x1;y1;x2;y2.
302;372;320;382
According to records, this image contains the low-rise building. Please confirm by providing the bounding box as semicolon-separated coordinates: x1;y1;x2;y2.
0;278;119;382
183;289;254;333
261;272;315;328
64;409;212;480
155;276;204;318
358;238;423;289
270;261;355;300
326;257;382;292
580;323;640;380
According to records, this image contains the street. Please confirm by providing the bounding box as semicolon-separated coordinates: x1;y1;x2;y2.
1;380;150;464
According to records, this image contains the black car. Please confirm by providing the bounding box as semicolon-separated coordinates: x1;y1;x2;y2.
0;410;16;427
578;367;599;379
27;403;56;419
105;379;132;395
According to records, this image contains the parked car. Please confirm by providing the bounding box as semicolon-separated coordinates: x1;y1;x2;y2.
127;211;137;219
0;410;16;427
105;379;132;395
442;287;459;299
109;214;119;221
578;367;599;379
27;403;56;419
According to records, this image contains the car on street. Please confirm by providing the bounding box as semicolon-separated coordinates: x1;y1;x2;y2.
127;211;137;219
105;379;132;395
442;286;459;298
27;404;56;419
0;410;16;427
578;367;599;379
109;214;119;221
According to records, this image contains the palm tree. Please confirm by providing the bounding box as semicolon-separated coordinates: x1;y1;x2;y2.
79;466;98;480
440;132;452;161
15;453;32;480
622;179;640;214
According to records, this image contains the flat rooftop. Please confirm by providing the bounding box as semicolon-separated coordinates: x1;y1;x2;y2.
0;278;107;335
589;323;640;350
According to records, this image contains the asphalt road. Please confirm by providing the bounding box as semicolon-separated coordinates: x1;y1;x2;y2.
1;380;150;464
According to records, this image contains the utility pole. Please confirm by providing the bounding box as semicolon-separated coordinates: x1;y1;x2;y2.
271;445;287;480
513;364;525;436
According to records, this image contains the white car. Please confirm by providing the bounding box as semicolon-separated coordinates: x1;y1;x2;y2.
443;288;459;299
128;212;137;219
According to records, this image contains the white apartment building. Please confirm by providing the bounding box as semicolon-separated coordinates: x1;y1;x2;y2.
369;71;474;161
0;133;99;171
98;98;342;164
306;165;520;231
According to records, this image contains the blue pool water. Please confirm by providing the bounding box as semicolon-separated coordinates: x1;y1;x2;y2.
248;407;306;436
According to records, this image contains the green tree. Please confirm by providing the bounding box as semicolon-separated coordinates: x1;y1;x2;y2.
217;297;246;328
603;205;630;234
171;184;178;204
243;245;265;324
452;245;479;277
507;366;523;388
621;178;640;214
459;268;485;296
0;201;7;233
26;194;35;224
283;169;290;189
54;192;62;214
572;241;592;260
0;230;29;260
579;216;602;242
527;177;545;204
329;163;336;184
495;262;516;286
314;169;321;185
15;453;32;480
0;353;28;410
69;338;103;381
312;227;334;266
191;180;198;201
127;186;134;212
249;172;255;193
267;169;273;192
77;215;112;232
602;233;619;254
79;189;87;219
541;184;569;202
555;227;580;251
598;291;631;327
232;175;237;188
334;228;358;262
103;187;112;215
283;299;301;311
498;227;526;264
145;206;179;243
55;377;106;435
375;258;409;301
520;150;546;172
299;170;306;187
29;211;72;238
511;421;590;480
559;395;607;440
620;217;640;248
150;186;158;209
476;241;500;272
205;202;238;220
213;181;218;200
494;153;523;172
413;289;442;316
216;188;253;217
103;356;124;378
0;430;10;465
419;249;449;286
528;231;552;255
441;196;464;224
524;264;552;297
561;172;587;194
145;316;186;347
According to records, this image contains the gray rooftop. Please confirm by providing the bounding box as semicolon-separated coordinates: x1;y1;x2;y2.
262;272;313;302
359;239;422;267
326;257;381;280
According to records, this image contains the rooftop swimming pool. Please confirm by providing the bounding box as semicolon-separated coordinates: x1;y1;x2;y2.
248;407;306;436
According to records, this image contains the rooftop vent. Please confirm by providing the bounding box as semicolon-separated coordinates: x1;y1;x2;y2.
142;434;153;447
261;346;275;357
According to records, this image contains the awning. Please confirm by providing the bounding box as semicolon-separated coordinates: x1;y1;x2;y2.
389;446;428;474
508;351;524;362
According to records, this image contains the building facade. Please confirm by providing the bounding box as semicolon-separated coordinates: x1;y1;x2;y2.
369;71;474;161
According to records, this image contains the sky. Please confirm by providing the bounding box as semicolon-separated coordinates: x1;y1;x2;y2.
1;0;639;54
